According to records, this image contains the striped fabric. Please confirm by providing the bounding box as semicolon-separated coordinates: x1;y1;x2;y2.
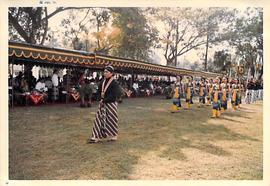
91;102;118;139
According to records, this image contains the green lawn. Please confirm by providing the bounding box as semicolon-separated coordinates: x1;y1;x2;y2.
9;96;263;179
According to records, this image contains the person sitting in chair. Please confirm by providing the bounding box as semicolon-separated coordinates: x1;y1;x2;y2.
34;78;48;103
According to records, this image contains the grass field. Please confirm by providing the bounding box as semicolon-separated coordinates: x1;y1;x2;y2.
9;96;263;180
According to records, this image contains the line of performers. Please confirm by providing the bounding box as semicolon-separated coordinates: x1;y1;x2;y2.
171;76;245;118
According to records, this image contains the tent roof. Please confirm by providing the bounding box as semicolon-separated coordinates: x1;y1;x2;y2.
9;41;220;78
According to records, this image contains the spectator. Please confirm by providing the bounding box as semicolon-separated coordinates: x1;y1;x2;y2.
51;69;59;102
35;78;48;93
45;76;53;102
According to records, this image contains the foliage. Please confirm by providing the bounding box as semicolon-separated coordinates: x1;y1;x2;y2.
213;50;232;73
9;7;49;44
148;7;235;67
9;7;86;44
226;7;263;78
8;7;263;75
110;8;159;61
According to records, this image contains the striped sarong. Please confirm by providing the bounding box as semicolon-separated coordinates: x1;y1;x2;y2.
91;102;118;139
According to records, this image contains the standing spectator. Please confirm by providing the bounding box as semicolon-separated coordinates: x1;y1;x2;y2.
79;79;94;107
25;69;36;91
251;78;257;103
51;69;59;102
245;78;253;104
132;81;139;97
14;71;23;92
45;76;53;102
258;79;263;100
21;77;29;93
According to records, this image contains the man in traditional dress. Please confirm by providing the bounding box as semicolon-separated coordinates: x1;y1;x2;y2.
87;66;121;143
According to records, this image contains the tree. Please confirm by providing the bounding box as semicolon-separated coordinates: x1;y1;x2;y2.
9;7;88;44
110;8;159;61
236;43;258;77
60;8;94;50
149;8;209;67
92;8;111;53
226;7;263;78
190;61;201;71
213;50;232;74
60;8;121;54
9;7;49;44
200;8;236;71
92;26;122;54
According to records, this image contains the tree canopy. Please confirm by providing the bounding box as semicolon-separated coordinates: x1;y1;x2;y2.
9;7;263;77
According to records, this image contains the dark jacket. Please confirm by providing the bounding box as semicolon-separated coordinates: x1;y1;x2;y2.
247;82;254;90
97;78;121;103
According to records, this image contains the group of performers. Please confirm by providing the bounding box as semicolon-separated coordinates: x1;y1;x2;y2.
86;65;263;144
170;76;246;118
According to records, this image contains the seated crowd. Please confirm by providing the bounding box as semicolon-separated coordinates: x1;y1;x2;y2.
8;69;173;106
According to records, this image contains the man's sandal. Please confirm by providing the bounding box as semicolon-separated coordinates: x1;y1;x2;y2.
87;138;99;144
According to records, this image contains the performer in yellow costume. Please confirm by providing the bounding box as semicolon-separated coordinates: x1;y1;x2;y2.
206;78;213;106
211;77;221;118
231;79;239;111
184;77;192;109
237;79;244;108
171;76;183;113
220;76;230;112
198;77;206;107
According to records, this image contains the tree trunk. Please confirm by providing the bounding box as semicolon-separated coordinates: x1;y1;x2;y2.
250;65;255;78
204;33;209;71
174;21;179;67
258;65;263;80
166;59;174;66
97;19;100;49
258;53;263;80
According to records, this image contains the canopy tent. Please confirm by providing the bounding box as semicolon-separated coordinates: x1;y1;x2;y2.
9;41;220;78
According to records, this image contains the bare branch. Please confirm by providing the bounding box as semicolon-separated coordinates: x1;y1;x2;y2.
178;41;207;56
164;30;171;61
167;25;189;57
40;7;48;45
79;8;91;28
42;7;92;22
